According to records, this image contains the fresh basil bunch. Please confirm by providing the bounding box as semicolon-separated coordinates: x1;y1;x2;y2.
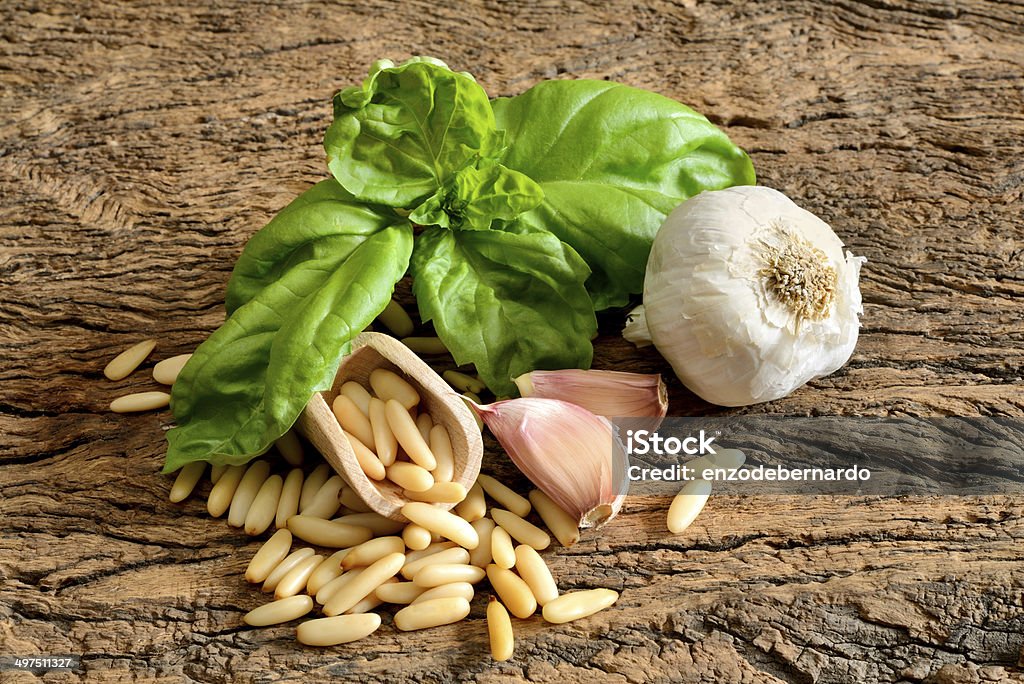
164;57;755;471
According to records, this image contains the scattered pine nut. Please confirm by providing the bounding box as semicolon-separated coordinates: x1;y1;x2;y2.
491;508;550;551
110;391;170;413
262;548;316;593
529;489;580;548
487;597;514;662
454;482;486;522
403;523;432;551
345;588;388;615
169;461;205;503
384;399;437;470
400;336;449;355
377;299;415;338
394;597;470;631
542;588;619;624
339;381;372;417
369;368;420;409
667;479;712;534
306;549;350;596
244;473;284;535
152;353;191;385
227;460;271;528
401;547;471;580
300;475;344;519
207;464;246;518
386;461;434;492
210;464;227;484
276;468;303;529
332;395;376;452
342;536;405;569
368;397;398;467
468;518;496;568
339;487;372;513
412;581;475;605
401;502;479;550
322;552;405;616
296;613;381;647
104;339;157;381
275;554;324;599
315;568;363;606
477;474;531;518
299;463;331;511
332;512;405;537
287;515;373;549
275;430;304;467
403;481;467;504
428;425;455;482
443;370;486;395
243;594;313;626
375;581;427;605
412;563;486;588
245;529;293;584
486;564;537;619
514;544;559;606
490;526;516;570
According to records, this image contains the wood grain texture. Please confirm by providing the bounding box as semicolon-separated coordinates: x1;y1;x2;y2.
1;0;1022;682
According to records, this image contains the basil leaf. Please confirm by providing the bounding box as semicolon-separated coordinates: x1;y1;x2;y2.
165;222;413;472
408;161;543;231
492;79;756;310
325;58;501;208
411;227;596;396
225;179;397;313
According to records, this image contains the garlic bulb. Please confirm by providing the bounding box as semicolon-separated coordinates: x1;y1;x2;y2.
625;186;866;407
472;398;627;529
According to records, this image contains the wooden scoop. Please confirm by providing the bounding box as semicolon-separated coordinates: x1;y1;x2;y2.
296;332;483;521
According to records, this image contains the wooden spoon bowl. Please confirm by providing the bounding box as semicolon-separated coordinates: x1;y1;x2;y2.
296;332;483;521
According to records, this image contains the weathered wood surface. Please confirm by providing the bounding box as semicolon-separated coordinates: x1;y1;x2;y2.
1;0;1023;682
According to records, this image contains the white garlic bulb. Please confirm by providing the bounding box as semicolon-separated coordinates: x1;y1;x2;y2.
624;186;866;407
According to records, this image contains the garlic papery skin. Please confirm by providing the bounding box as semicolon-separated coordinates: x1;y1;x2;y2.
514;369;668;420
627;186;866;407
472;398;626;529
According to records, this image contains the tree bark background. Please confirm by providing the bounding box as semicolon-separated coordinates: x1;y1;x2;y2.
1;1;1022;682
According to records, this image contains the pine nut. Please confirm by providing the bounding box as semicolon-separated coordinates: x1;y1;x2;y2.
244;474;284;535
400;336;449;355
339;381;372;416
275;554;324;599
299;463;331;511
300;475;344;519
276;468;303;529
468;518;496;568
491;526;516;570
243;594;313;626
245;528;293;584
403;523;432;551
315;568;363;605
369;368;420;409
210;464;227;484
403;482;467;504
711;447;746;469
542;588;619;624
402;502;479;549
296;613;381;647
414;413;432;444
345;431;386;481
104;339;156;381
477;475;531;518
667;478;712;534
412;581;475;605
529;490;580;548
443;370;486;395
227;460;271;527
377;299;414;338
169;461;205;503
306;549;349;595
109;391;170;413
487;597;514;662
339;487;372;513
152;353;191;385
386;461;434;492
412;564;486;588
341;536;405;569
375;581;427;604
486;564;537;619
287;515;372;548
428;425;455;482
346;587;388;615
402;541;456;566
367;397;398;467
385;399;436;470
401;546;470;580
491;508;550;550
262;547;315;592
332;395;376;452
333;513;405;537
514;545;558;606
323;552;405;616
275;429;304;467
454;482;486;522
207;464;245;517
394;597;470;631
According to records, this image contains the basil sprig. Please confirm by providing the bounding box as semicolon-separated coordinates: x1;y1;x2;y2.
164;57;754;471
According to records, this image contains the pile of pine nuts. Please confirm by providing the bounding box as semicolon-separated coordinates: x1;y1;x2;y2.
169;448;618;657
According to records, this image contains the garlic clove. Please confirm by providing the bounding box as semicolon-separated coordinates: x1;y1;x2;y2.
513;369;668;423
471;398;627;529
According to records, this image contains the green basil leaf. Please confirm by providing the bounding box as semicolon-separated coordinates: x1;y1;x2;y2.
492;79;756;310
225;179;397;313
165;222;414;472
411;227;596;396
325;58;501;208
408;161;543;231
